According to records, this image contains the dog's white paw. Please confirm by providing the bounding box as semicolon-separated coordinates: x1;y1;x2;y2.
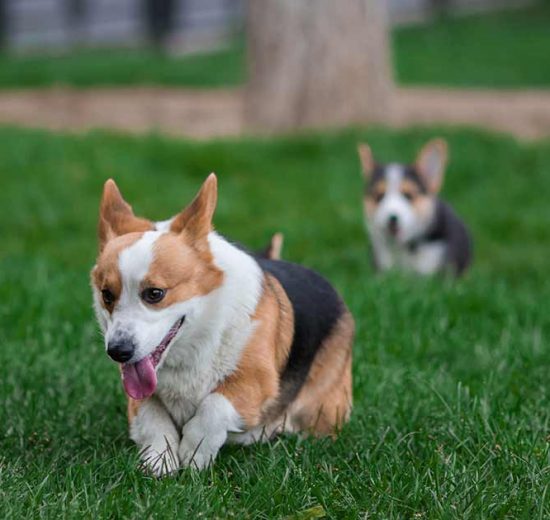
178;415;224;470
176;394;238;470
140;447;180;477
178;435;216;470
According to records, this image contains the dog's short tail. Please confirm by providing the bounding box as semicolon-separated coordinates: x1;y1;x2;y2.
260;232;284;260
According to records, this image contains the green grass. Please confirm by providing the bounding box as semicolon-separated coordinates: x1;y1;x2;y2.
393;1;550;88
0;125;549;518
0;44;244;89
1;4;550;90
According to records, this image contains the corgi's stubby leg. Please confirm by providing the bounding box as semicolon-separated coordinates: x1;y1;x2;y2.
286;310;353;435
130;397;180;476
178;393;242;469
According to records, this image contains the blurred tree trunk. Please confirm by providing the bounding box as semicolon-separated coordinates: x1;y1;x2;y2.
245;0;393;132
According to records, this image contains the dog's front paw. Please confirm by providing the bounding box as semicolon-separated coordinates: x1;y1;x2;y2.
178;435;216;470
140;446;180;477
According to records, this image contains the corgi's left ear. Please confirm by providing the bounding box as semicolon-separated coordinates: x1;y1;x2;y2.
416;138;448;193
98;179;152;252
170;173;218;241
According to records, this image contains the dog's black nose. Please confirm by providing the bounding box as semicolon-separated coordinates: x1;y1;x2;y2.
107;338;135;363
387;214;399;236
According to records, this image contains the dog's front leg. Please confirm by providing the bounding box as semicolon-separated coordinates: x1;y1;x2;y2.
178;393;242;470
130;397;180;476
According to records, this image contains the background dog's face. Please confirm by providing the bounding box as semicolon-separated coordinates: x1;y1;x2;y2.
358;139;448;244
90;175;223;397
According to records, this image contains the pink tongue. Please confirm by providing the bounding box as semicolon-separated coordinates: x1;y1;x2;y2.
121;357;157;400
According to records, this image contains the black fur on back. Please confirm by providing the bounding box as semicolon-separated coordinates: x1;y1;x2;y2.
255;257;345;407
426;199;472;276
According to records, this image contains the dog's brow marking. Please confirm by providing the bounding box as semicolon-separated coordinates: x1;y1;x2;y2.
386;164;404;193
119;231;162;288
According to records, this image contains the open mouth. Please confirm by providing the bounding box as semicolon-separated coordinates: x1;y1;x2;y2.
121;316;185;400
387;222;399;237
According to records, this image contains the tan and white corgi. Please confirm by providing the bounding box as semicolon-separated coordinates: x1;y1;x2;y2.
358;139;472;277
91;174;353;475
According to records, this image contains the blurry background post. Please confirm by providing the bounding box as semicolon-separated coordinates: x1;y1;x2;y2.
0;0;6;49
245;0;394;132
143;0;176;51
64;0;88;46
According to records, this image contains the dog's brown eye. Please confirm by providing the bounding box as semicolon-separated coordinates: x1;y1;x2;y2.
141;288;166;304
102;289;115;306
402;191;415;201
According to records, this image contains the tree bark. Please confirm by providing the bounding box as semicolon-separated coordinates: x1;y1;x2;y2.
245;0;393;132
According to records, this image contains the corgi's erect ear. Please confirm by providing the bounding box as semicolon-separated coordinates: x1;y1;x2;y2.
416;138;448;194
170;173;218;241
357;143;374;180
98;179;152;251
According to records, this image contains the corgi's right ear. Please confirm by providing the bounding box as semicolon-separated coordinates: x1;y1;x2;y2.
169;173;218;242
357;143;374;180
98;179;152;252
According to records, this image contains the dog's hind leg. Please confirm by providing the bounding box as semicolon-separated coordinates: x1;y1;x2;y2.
286;310;354;437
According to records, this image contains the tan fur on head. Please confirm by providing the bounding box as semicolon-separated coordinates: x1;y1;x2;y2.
145;233;223;308
357;143;374;180
98;179;153;252
416;139;448;194
92;232;146;306
94;174;223;316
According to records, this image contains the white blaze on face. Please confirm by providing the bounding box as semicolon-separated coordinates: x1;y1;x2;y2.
373;164;429;244
154;218;175;232
118;231;158;300
101;230;198;400
103;231;182;364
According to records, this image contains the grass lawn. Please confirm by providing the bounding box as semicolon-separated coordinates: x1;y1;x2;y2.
0;3;549;90
0;44;244;89
0;125;549;518
393;1;550;88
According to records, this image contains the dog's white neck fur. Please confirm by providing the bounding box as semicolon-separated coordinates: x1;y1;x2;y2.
155;231;263;426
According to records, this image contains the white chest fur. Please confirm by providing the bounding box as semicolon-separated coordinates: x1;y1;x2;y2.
371;232;447;275
154;233;263;428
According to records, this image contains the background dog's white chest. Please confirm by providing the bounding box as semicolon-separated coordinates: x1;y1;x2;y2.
406;241;447;274
372;235;447;275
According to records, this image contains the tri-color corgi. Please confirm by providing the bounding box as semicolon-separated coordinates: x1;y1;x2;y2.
358;139;472;276
91;175;353;475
